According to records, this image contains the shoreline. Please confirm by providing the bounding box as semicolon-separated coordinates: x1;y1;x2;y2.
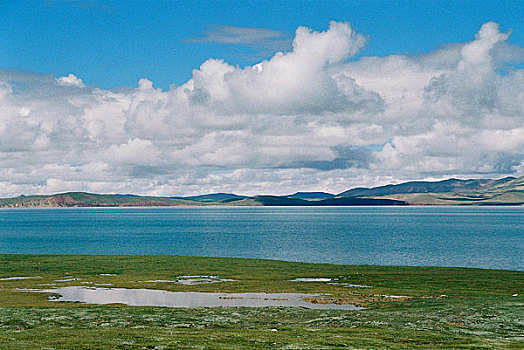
1;203;523;209
0;253;522;272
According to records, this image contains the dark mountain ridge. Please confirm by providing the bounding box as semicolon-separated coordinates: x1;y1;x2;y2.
251;196;406;206
286;192;335;199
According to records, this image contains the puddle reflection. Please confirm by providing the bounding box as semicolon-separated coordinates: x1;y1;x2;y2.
35;286;362;310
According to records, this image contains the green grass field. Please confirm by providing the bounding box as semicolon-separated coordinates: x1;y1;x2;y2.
0;255;523;349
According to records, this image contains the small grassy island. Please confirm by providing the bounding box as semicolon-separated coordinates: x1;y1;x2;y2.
0;255;522;349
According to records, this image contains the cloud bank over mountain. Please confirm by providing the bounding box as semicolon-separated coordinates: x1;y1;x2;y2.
0;21;523;196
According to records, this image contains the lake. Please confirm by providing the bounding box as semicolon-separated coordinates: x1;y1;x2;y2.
0;206;522;270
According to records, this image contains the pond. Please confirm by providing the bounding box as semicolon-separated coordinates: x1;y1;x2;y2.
28;286;363;310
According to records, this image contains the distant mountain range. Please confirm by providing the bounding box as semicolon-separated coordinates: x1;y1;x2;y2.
1;176;522;208
339;177;518;197
342;176;524;205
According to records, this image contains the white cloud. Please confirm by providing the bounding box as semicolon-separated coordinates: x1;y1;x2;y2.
0;21;522;197
104;138;161;165
57;73;86;87
183;21;378;115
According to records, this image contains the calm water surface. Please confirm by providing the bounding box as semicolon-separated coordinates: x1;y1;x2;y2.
33;286;362;310
1;206;522;270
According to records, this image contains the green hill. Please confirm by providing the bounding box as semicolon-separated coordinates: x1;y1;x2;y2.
338;177;517;197
0;192;203;208
340;176;524;205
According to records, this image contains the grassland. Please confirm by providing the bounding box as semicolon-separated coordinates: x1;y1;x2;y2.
0;255;523;349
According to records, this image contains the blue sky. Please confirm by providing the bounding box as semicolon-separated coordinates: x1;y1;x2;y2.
2;0;522;89
0;0;523;196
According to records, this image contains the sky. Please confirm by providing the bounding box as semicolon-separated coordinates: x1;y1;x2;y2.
0;0;523;196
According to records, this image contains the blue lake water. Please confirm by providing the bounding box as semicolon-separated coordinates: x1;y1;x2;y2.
0;206;522;270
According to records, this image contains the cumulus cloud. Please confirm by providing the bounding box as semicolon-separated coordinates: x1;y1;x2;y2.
0;21;522;197
363;23;524;176
56;73;86;87
183;21;377;115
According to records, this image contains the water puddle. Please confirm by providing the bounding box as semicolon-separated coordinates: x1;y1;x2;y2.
30;286;362;310
289;277;372;288
175;275;237;285
290;278;332;282
382;295;408;299
0;276;42;281
55;278;81;282
329;283;372;288
139;275;237;285
139;280;176;283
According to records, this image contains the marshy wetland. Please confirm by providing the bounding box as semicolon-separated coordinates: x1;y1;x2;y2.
0;254;523;349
